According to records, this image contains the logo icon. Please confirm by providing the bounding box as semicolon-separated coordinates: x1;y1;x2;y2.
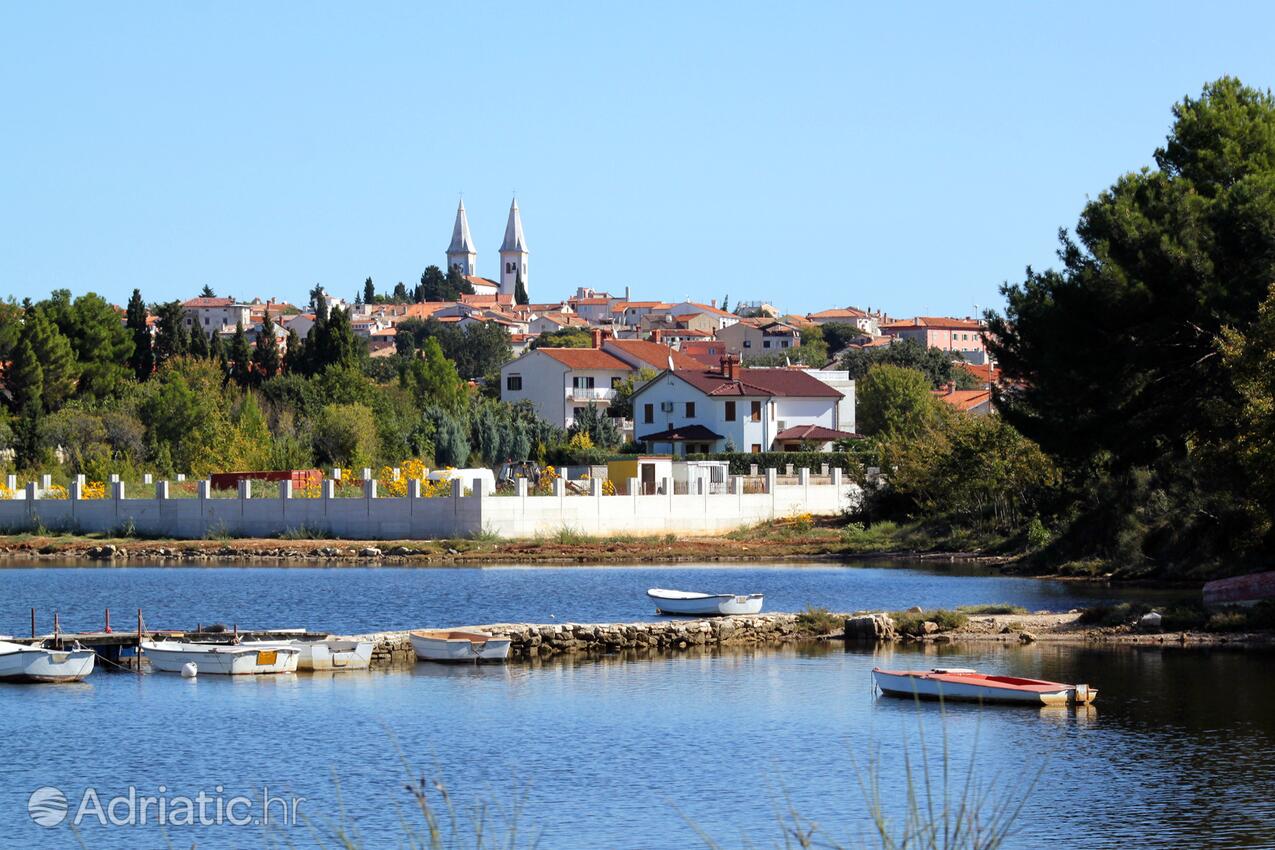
28;786;68;827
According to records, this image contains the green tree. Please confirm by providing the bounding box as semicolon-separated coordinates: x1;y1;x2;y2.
610;367;658;419
151;301;190;368
363;277;376;305
857;364;943;438
530;328;592;349
18;308;78;411
514;268;528;305
840;338;967;388
392;281;409;302
7;338;43;414
126;289;153;381
189;322;210;359
406;338;466;412
569;403;622;449
395;330;416;360
251;310;281;381
200;284;216;298
417;265;447;302
312;402;378;467
229;321;253;386
283;327;302;374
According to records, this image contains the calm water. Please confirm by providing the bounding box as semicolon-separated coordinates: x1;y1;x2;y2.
2;563;1267;850
0;562;1182;635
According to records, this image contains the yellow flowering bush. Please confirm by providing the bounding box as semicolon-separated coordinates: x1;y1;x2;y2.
536;465;559;495
81;482;107;499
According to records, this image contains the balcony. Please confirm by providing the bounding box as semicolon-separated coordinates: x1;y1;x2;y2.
565;387;617;402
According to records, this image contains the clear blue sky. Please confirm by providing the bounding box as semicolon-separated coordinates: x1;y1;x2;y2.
3;2;1273;318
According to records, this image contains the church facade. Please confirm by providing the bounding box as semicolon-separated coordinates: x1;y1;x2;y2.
446;198;528;300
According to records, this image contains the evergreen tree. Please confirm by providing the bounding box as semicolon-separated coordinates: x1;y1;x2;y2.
251;310;281;381
446;265;475;299
189;323;210;359
514;268;528;306
126;288;154;381
363;277;376;305
418;266;447;301
200;284;216;298
283;327;302;374
152;300;190;368
19;308;78;411
209;329;226;365
229;321;253;387
7;338;43;414
392;281;409;302
407;338;466;412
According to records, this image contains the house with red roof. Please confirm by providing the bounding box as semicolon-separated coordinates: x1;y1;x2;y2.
883;316;987;362
805;306;881;335
629;356;857;455
932;384;994;415
181;296;252;334
498;333;703;429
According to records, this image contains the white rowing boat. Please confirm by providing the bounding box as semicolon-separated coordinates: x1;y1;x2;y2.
409;630;511;663
872;667;1097;706
141;640;301;675
292;637;373;671
647;588;764;616
0;640;95;683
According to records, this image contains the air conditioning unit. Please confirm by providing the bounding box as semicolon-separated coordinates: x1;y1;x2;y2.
660;401;674;412
777;420;787;431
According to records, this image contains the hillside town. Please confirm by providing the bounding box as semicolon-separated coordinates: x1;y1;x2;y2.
125;198;995;455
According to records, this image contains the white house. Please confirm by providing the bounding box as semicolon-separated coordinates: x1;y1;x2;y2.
629;356;856;455
181;297;253;333
499;335;705;428
715;318;802;357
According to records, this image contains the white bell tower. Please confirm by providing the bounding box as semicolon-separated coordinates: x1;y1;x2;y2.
499;198;528;298
446;199;477;276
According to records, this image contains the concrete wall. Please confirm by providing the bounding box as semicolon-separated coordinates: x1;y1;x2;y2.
0;471;859;540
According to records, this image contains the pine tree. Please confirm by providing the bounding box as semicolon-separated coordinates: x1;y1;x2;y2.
200;284;216;298
418;266;446;302
514;268;529;305
230;320;253;387
7;338;43;414
126;289;153;381
209;329;226;364
251;310;281;381
20;309;78;411
363;277;376;305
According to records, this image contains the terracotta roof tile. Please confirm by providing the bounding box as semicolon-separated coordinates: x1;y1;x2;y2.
537;348;632;370
671;367;843;398
604;339;703;370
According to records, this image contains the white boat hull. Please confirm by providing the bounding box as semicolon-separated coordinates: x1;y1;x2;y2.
410;631;512;663
295;638;373;671
873;669;1095;706
142;641;300;675
0;641;95;683
647;588;764;616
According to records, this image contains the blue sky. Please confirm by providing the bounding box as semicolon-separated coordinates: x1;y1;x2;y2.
2;2;1273;317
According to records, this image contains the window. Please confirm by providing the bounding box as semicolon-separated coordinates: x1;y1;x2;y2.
644;403;654;424
505;375;522;391
750;401;761;422
781;340;789;348
743;340;752;348
725;401;736;421
573;376;595;389
751;444;762;453
763;340;771;349
685;402;695;417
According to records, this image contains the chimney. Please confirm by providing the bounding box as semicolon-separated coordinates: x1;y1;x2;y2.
652;328;662;343
711;298;717;308
720;354;739;381
591;328;603;349
624;285;630;301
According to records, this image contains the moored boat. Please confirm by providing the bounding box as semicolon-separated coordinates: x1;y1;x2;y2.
872;667;1097;706
647;588;764;616
141;640;301;675
409;630;511;663
0;640;95;683
292;637;373;671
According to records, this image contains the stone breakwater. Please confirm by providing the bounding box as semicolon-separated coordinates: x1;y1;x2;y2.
357;613;828;667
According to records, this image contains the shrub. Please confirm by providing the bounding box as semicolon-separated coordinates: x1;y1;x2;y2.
683;451;860;475
313;403;378;468
892;608;969;636
1025;516;1052;550
956;604;1027;616
796;605;842;635
1076;602;1151;627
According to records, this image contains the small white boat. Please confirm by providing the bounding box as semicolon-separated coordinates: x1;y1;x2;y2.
873;667;1097;706
292;637;373;671
142;640;300;675
0;640;95;683
647;588;764;616
409;630;512;663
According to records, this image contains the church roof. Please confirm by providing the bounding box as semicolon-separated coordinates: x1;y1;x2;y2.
447;200;477;255
500;198;528;252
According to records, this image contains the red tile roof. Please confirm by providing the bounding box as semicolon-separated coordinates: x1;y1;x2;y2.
933;388;993;411
604;339;704;370
671;367;843;398
807;307;868;320
537;348;632;370
957;361;1002;385
774;424;859;441
885;316;983;331
182;297;237;308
